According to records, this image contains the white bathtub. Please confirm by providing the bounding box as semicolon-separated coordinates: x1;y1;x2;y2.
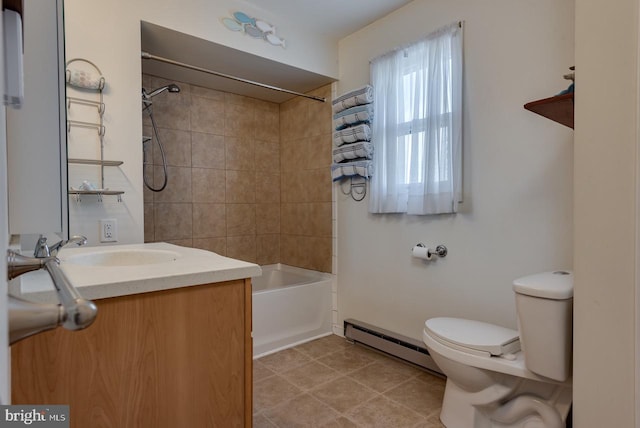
252;264;333;358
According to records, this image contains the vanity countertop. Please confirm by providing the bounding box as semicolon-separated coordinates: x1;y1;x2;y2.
10;242;262;303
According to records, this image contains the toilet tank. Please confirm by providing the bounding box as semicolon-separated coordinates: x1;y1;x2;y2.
513;271;573;382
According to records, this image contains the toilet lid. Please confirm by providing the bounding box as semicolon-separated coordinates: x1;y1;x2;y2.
424;317;520;357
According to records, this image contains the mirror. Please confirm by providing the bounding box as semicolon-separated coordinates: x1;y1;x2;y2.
6;0;67;241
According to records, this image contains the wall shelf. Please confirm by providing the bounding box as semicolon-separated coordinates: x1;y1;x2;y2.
66;58;125;201
524;93;574;129
68;158;123;167
68;189;124;202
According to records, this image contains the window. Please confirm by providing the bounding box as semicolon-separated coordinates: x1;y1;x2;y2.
369;22;463;215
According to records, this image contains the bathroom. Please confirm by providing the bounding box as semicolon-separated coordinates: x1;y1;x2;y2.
1;0;639;427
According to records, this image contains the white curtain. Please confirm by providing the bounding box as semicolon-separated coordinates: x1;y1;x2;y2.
369;22;463;215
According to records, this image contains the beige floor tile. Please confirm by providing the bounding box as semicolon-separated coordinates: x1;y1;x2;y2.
254;375;303;413
347;344;400;365
346;395;426;428
253;336;446;428
375;354;429;377
254;360;276;382
295;334;350;359
311;376;379;413
413;412;446;428
414;369;447;387
281;361;341;391
318;416;361;428
264;394;339;427
253;413;278;427
317;348;375;374
348;361;415;393
384;377;445;417
259;348;311;373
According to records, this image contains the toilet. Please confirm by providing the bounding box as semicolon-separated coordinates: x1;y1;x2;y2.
422;271;573;428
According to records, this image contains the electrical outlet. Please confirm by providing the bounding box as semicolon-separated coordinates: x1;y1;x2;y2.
100;219;117;242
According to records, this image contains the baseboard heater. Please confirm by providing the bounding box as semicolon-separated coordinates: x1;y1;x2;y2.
344;319;443;376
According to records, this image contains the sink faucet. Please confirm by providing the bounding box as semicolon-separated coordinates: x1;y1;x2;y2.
34;235;87;258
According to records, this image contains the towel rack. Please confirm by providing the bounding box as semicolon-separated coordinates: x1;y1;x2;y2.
67;96;105;115
67;120;105;136
340;177;367;202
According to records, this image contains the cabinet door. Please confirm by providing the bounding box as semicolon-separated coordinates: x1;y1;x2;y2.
12;280;251;428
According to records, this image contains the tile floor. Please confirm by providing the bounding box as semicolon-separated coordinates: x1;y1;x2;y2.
253;334;446;427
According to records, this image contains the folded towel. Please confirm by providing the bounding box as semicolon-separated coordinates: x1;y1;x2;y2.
66;68;105;90
332;85;374;114
331;159;373;181
333;104;374;130
333;124;372;146
333;141;373;163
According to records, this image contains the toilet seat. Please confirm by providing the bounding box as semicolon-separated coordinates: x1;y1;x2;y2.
424;317;521;357
423;323;567;383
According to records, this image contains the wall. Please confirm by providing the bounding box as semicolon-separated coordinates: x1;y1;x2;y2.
573;0;638;425
65;0;146;245
64;0;339;247
280;85;333;272
336;0;574;339
142;74;281;264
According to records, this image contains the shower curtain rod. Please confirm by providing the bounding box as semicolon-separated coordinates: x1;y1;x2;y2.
141;52;326;103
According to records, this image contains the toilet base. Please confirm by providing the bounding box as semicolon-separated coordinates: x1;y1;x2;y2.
440;379;571;428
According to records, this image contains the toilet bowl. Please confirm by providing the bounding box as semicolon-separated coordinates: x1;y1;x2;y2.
422;271;573;428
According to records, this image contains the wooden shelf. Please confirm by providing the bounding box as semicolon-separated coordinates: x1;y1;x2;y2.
524;93;574;129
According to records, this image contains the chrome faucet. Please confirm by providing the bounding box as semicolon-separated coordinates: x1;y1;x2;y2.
34;235;87;258
7;250;98;344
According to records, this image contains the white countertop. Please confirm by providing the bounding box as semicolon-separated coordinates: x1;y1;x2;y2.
10;243;262;303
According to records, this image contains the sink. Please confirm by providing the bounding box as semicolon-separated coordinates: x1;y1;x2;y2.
63;249;182;267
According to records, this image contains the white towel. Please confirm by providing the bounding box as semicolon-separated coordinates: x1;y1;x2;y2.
332;85;374;114
331;160;373;181
333;141;373;163
66;68;105;90
333;124;372;146
333;104;374;130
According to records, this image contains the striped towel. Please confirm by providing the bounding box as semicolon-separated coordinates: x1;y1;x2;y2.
333;104;374;130
333;141;373;163
331;160;374;181
332;85;374;114
333;124;372;146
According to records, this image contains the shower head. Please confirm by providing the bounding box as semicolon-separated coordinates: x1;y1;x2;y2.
142;84;181;100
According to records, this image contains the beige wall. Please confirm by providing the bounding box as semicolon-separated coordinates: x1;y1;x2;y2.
336;0;574;339
574;0;638;425
143;75;333;271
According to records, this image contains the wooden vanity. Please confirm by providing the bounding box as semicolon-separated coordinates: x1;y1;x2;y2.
10;243;258;428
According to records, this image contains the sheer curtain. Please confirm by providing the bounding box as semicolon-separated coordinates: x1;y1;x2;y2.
369;22;463;215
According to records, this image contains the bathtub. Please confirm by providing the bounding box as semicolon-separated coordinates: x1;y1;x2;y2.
252;264;333;358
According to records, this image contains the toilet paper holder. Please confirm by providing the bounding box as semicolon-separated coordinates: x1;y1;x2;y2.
415;243;448;258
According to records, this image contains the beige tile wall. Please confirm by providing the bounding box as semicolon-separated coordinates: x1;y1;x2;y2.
279;85;333;272
143;75;333;272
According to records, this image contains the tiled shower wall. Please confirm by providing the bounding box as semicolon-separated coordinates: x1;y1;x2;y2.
143;75;333;272
279;86;333;272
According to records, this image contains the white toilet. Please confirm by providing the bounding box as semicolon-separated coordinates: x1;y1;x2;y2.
422;271;573;428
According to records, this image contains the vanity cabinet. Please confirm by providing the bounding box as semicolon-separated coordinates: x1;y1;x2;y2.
11;279;253;428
